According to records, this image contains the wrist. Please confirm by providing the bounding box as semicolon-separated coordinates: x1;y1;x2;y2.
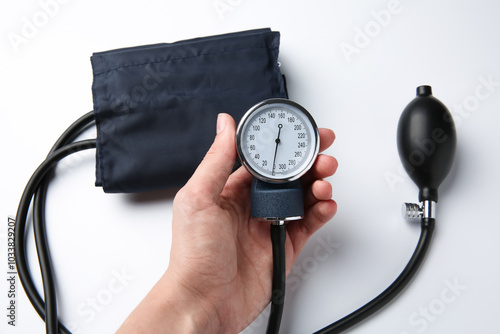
117;271;220;334
157;272;221;334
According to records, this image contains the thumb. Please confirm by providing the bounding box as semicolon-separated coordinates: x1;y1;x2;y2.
186;113;237;200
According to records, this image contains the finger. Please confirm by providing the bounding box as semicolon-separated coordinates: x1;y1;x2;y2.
287;200;337;255
222;165;254;207
304;179;332;210
227;165;253;188
312;155;338;179
302;155;338;187
185;114;237;200
319;128;335;153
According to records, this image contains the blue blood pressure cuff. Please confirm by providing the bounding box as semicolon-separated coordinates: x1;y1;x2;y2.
91;28;288;193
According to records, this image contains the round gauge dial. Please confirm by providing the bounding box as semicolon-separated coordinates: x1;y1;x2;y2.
236;99;320;183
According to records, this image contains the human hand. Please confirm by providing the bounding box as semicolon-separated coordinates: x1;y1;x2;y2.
117;113;338;334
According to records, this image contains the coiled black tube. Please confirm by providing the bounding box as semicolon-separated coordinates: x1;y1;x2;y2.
33;111;95;334
14;111;95;334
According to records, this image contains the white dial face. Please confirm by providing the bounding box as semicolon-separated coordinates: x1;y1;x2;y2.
237;100;319;182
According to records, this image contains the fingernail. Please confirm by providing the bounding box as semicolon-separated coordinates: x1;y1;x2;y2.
216;113;227;134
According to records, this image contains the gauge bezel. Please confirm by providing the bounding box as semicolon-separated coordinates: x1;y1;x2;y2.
236;98;320;183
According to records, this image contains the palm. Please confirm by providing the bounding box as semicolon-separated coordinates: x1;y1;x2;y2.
171;159;332;332
170;169;283;332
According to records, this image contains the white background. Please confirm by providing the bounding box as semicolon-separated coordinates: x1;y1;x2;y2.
1;0;499;333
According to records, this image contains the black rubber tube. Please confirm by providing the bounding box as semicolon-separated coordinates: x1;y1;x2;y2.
266;223;287;334
32;111;95;334
33;180;58;334
15;139;96;334
313;218;435;334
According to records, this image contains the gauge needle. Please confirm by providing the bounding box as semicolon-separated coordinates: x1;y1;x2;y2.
272;124;283;176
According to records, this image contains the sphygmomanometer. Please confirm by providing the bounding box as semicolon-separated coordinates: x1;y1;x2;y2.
14;28;456;334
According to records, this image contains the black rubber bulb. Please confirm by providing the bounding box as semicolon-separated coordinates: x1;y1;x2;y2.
397;85;457;202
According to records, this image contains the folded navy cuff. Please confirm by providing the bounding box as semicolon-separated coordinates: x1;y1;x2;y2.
91;28;288;193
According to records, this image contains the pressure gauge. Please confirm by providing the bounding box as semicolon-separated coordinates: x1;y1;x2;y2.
236;99;320;183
